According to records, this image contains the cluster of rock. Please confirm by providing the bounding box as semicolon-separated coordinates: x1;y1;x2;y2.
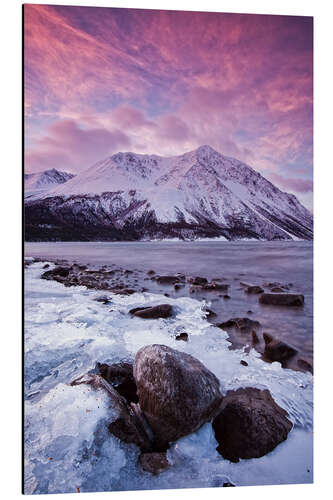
41;264;138;295
216;317;312;370
150;273;230;294
239;280;304;306
32;259;306;312
35;260;312;373
71;344;294;477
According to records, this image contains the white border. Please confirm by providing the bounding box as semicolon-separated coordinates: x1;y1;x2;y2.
1;0;332;499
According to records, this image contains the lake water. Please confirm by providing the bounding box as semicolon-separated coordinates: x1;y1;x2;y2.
25;240;313;368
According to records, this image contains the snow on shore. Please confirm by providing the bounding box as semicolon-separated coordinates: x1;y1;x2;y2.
24;261;313;494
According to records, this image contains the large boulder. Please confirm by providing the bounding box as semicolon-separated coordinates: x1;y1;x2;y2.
212;387;292;462
129;304;173;319
263;333;297;363
259;293;304;307
134;344;223;445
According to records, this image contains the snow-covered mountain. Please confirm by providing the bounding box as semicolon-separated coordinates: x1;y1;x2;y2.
24;168;75;200
24;146;313;241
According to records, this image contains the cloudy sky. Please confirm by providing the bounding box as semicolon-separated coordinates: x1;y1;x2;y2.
24;4;313;209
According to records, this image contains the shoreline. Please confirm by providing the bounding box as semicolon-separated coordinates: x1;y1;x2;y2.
24;254;313;374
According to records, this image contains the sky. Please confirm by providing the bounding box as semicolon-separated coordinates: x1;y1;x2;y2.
24;4;313;209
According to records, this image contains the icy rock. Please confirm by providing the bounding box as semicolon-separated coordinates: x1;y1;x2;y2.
129;304;173;319
205;308;216;318
212;387;292;462
134;344;223;445
175;332;188;342
138;452;170;475
41;266;70;281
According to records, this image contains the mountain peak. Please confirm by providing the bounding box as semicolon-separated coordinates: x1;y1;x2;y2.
195;145;217;154
24;168;75;199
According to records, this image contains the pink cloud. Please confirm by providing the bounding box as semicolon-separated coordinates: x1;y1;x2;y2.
24;5;313;204
111;107;156;130
156;116;190;142
26;120;130;173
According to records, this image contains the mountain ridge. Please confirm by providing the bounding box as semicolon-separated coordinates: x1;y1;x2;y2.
24;146;313;241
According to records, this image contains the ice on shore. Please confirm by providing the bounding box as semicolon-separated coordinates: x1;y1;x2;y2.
24;262;313;494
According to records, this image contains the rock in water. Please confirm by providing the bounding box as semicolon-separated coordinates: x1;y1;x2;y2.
204;282;229;291
134;344;223;444
188;276;208;285
245;285;264;294
212;387;292;462
259;293;304;306
205;308;216;318
217;317;261;333
263;333;297;362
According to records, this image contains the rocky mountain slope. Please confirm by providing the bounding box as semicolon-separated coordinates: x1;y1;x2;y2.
24;146;313;241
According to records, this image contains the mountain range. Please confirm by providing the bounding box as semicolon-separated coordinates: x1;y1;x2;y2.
24;145;313;241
